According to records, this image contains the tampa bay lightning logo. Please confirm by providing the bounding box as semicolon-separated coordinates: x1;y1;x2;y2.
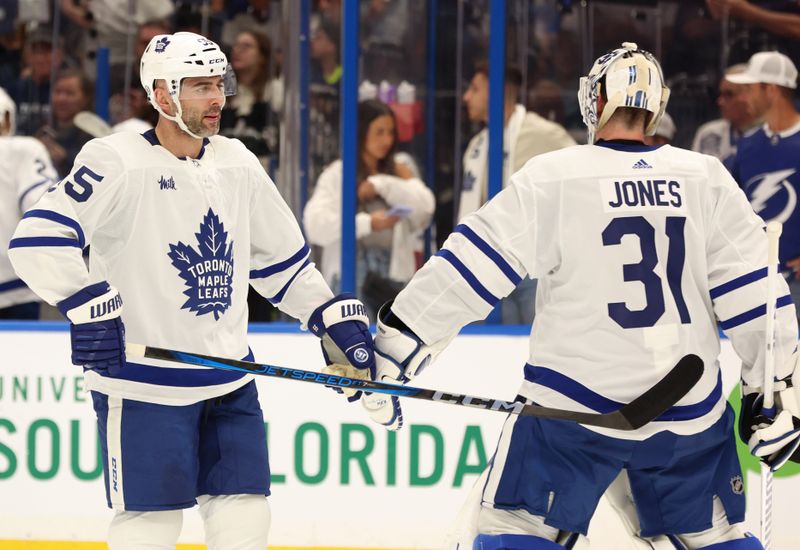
745;168;798;224
154;36;170;53
167;209;234;320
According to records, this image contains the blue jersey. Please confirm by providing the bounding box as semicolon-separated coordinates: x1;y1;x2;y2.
731;122;800;268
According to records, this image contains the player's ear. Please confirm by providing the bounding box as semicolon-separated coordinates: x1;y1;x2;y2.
597;92;607;118
153;81;176;116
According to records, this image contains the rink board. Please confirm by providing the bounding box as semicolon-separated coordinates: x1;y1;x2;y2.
1;324;799;549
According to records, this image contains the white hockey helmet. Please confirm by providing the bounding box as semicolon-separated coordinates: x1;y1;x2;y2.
0;86;16;136
578;42;670;143
139;32;236;138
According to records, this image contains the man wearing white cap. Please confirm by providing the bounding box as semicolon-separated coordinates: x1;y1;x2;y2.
692;64;762;170
728;50;800;314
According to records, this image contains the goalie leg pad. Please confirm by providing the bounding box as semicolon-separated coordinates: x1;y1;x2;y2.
603;470;688;549
696;535;764;550
107;509;182;549
198;494;271;550
473;534;565;550
667;495;747;548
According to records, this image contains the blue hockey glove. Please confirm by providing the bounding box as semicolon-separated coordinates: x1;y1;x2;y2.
368;300;453;431
308;294;376;402
739;354;800;471
57;281;125;376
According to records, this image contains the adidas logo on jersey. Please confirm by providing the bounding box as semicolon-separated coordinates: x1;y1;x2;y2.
632;159;652;169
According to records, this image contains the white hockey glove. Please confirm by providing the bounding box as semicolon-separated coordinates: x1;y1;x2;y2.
367;301;450;431
308;294;375;402
739;352;800;471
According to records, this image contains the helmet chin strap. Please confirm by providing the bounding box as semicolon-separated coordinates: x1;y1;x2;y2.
151;86;225;141
154;99;206;140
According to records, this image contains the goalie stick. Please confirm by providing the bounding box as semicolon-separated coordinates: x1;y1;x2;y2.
760;220;783;550
127;343;703;431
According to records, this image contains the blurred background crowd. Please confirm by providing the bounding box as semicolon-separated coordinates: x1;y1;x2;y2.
1;0;798;323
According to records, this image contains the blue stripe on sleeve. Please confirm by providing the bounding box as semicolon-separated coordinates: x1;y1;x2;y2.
435;249;499;306
523;364;722;422
719;294;794;330
0;279;27;293
249;244;310;279
453;224;523;285
9;237;81;249
22;209;87;249
709;267;768;299
268;258;311;304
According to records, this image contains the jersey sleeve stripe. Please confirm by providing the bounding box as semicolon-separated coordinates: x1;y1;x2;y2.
9;236;82;249
0;278;27;293
524;364;722;421
454;224;523;285
435;249;499;306
22;209;87;249
17;180;51;210
718;294;794;330
709;266;768;299
249;244;310;279
268;258;312;304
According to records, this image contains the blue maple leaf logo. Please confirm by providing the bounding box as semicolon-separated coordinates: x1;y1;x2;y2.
155;37;170;53
463;171;476;191
167;208;234;320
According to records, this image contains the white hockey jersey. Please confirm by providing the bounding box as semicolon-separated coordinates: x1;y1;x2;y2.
393;141;799;439
0;136;57;309
9;130;333;405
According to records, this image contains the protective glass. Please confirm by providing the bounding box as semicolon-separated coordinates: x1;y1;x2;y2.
178;65;238;99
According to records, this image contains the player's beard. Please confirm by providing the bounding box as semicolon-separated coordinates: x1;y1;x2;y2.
183;105;221;138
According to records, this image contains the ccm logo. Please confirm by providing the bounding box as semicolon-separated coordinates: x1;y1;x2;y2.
209;58;225;64
111;457;119;492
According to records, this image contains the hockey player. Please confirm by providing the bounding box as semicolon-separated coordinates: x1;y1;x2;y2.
691;64;761;170
8;32;377;550
368;43;800;549
0;86;57;319
727;51;800;316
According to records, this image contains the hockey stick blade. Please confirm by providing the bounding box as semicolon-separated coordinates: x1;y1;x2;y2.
127;343;703;430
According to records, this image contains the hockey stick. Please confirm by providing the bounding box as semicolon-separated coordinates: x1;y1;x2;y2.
761;220;782;550
74;111;112;138
126;343;703;431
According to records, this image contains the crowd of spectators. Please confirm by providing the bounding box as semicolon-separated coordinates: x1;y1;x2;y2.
0;0;798;323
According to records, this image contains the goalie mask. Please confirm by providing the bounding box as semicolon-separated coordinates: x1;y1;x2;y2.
140;32;237;139
578;42;670;143
0;86;15;136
